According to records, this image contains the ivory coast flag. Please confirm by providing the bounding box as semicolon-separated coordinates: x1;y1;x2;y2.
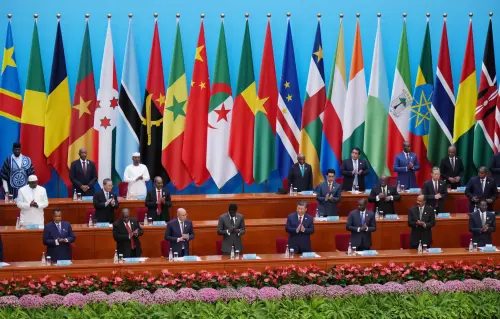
161;19;191;190
453;18;476;181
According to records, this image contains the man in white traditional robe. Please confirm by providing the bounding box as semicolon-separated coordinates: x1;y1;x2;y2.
16;175;48;225
124;153;150;199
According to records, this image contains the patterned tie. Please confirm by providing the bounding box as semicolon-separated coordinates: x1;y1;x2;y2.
328;183;332;192
360;212;365;225
125;222;135;249
83;161;87;175
298;216;303;228
157;190;162;215
57;223;61;235
419;207;423;220
482;212;486;227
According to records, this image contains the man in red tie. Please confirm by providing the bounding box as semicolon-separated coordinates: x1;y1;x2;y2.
69;148;98;196
113;208;143;258
422;167;448;214
315;169;341;216
285;201;314;254
145;176;172;222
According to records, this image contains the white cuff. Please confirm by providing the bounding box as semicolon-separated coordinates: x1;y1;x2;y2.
357;227;360;232
177;237;182;242
55;240;59;246
376;196;380;202
227;230;230;236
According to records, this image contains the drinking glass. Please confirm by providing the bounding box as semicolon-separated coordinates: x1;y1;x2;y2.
8;194;13;203
473;243;478;252
379;211;384;220
423;244;428;252
148;218;153;226
46;256;51;265
118;254;123;263
293;187;298;196
77;193;82;201
401;185;405;192
235;250;240;259
289;248;295;258
352;247;357;255
174;252;179;260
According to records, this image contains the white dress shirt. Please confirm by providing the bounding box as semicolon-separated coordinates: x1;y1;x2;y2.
16;185;48;225
124;164;151;198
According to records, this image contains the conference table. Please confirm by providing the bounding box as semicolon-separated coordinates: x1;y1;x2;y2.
0;248;498;280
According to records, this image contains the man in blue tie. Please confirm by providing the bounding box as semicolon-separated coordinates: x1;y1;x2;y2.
42;209;75;262
394;141;420;189
287;154;313;192
346;199;376;251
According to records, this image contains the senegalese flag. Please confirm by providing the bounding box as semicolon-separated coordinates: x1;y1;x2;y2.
299;20;326;187
408;19;433;186
44;20;71;187
20;19;51;185
254;19;278;184
229;18;256;185
0;20;22;164
453;18;476;181
161;18;192;190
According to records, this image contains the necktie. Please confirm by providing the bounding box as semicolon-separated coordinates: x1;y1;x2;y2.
383;187;386;196
328;183;332;192
482;212;486;227
360;212;365;225
57;223;61;234
434;181;438;194
300;165;304;177
230;216;235;227
451;158;455;170
125;222;135;249
405;153;409;161
419;207;423;220
353;161;359;186
298;216;303;227
157;190;162;214
481;179;485;193
83;161;87;175
105;192;109;201
180;222;184;234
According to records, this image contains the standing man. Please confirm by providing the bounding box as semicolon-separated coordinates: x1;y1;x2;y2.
489;152;500;186
69;148;98;196
16;175;48;225
285;201;314;253
124;152;151;199
113;209;143;258
316;169;341;216
422;167;448;214
93;178;119;223
165;208;195;257
340;147;369;191
287;153;313;192
346;199;376;251
145;176;171;222
440;145;464;189
217;203;246;255
43;209;76;261
465;167;497;213
408;194;435;249
0;142;35;199
393;141;420;189
368;175;401;215
469;200;496;247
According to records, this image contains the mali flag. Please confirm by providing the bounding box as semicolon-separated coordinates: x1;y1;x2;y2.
0;20;22;163
44;20;71;187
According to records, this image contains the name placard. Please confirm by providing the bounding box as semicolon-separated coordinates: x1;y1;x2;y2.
362;250;377;256
299;191;314;196
427;248;442;254
96;222;109;228
437;212;451;219
456;186;466;192
242;254;257;260
326;216;340;222
364;189;372;195
152;221;166;227
25;224;41;230
481;246;497;252
123;257;141;263
81;196;93;202
408;188;421;193
55;260;72;266
136;195;146;200
301;252;317;258
384;214;399;220
183;256;198;262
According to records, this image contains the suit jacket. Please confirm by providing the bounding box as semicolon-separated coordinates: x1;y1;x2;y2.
346;210;376;249
217;213;246;253
145;188;172;222
165;219;195;255
288;163;313;192
315;181;341;216
93;190;119;223
69;159;98;196
490;153;500;186
440;157;464;189
368;185;400;215
112;218;143;258
393;152;420;189
465;176;498;212
469;211;496;247
340;158;369;191
43;221;75;262
422;179;448;213
408;205;435;247
285;212;314;253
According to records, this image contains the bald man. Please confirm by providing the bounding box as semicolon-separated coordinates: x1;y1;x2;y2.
165;208;195;257
408;195;435;249
69;148;98;196
287;153;313;192
439;146;464;189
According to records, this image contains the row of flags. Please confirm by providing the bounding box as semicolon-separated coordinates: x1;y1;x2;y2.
0;15;499;192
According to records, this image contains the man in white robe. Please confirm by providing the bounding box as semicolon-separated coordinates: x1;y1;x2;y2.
124;152;150;199
16;175;48;225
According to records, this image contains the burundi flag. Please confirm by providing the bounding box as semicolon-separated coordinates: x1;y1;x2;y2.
0;20;22;163
321;17;345;176
161;18;192;190
68;20;97;169
428;18;455;167
277;18;302;180
408;19;433;186
387;18;412;175
44;20;71;187
364;16;390;178
453;18;476;182
474;19;497;168
299;20;326;187
207;18;237;188
115;17;142;184
182;19;210;186
94;19;118;186
229;18;256;185
20;19;51;185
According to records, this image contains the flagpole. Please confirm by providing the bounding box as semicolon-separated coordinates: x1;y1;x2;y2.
55;13;61;197
240;12;249;194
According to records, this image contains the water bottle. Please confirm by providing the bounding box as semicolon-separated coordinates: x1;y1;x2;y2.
88;216;93;228
113;250;118;264
15;217;20;230
230;245;235;260
144;215;148;226
73;189;77;201
397;181;401;193
168;248;173;261
285;245;290;258
375;208;380;220
418;240;423;254
347;242;352;256
468;239;473;252
289;184;294;196
41;252;46;264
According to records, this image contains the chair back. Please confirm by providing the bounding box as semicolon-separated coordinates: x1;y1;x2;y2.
307;202;318;217
456;198;470;213
387;176;397;187
136;208;148;223
275;237;288;253
459;232;472;248
118;182;128;197
282;178;289;189
335;233;351;252
216;240;222;255
160;240;170;257
400;232;410;249
86;208;96;223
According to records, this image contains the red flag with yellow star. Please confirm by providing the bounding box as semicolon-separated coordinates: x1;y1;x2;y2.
182;20;210;186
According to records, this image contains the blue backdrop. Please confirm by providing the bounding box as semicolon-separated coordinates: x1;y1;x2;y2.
0;0;499;197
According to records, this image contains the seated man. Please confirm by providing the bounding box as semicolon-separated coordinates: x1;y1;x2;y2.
113;208;143;258
469;200;496;247
315;169;341;216
43;209;76;262
217;203;246;255
465;166;497;212
408;194;435;249
165;208;195;257
346;199;376;251
368;175;400;215
285;201;314;253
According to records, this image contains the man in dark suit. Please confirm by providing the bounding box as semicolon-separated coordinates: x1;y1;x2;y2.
287;153;313;192
408;194;435;249
422;167;448;214
490;152;500;186
315;169;341;216
217;203;246;255
469;200;496;247
145;176;172;222
465;166;498;212
393;141;420;189
165;208;195;257
340;147;369;191
112;208;143;258
42;209;76;261
368;175;401;215
346;199;376;251
69;148;98;197
93;178;119;223
440;146;464;189
285;201;314;253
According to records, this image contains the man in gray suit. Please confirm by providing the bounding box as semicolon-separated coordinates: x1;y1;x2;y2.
217;203;246;255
